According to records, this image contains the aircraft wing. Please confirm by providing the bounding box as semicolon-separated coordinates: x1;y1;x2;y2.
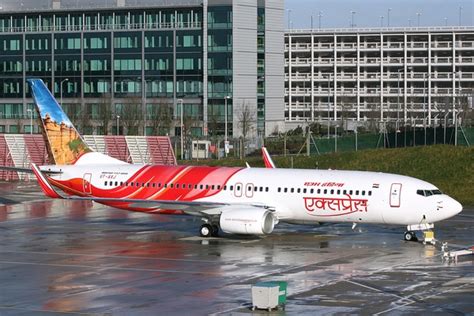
61;195;273;218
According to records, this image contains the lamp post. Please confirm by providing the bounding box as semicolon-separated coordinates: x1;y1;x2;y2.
287;9;291;29
224;95;231;157
416;12;422;27
60;78;69;106
350;11;356;28
387;8;392;27
27;109;32;134
327;74;331;139
396;68;405;147
318;11;323;29
178;99;184;160
459;6;462;26
116;115;120;135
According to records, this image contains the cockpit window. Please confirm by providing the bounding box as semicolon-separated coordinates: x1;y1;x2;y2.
417;189;443;197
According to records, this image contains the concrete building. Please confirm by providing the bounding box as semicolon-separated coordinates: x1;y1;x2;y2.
0;0;284;137
285;27;474;131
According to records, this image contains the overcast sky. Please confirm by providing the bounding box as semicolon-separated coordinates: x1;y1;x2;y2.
0;0;472;28
285;0;473;29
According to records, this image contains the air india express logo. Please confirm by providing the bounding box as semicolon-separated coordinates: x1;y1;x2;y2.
303;195;368;217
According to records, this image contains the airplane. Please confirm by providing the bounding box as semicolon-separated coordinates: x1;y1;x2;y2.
2;78;463;241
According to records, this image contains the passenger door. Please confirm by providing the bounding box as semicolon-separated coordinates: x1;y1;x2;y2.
83;173;92;195
390;183;402;208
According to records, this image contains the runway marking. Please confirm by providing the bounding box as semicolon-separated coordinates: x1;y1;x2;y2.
0;260;222;276
0;250;219;264
344;280;415;303
0;306;92;315
374;282;472;315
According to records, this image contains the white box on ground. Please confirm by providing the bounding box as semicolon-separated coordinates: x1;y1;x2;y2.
251;281;287;311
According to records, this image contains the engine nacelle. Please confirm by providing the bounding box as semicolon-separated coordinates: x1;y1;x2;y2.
219;209;276;235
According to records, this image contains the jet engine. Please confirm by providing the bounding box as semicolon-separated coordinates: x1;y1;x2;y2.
219;209;276;235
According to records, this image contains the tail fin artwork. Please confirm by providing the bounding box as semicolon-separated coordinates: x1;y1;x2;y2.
27;79;92;165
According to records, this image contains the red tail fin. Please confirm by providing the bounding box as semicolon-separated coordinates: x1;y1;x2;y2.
31;163;62;199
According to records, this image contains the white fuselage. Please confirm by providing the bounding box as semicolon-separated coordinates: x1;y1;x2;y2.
45;162;463;227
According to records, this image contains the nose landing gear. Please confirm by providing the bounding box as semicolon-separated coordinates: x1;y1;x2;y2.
404;231;418;242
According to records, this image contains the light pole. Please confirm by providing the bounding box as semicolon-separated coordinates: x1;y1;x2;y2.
444;17;448;26
416;12;421;27
224;95;231;157
310;14;314;30
178;99;184;160
459;6;462;26
350;11;356;28
327;74;331;139
27;109;33;134
396;68;404;147
60;78;69;106
423;73;427;145
318;11;323;29
287;9;291;29
116;115;120;135
387;8;392;27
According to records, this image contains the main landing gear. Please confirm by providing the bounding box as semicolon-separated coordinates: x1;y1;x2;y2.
200;223;219;238
404;231;418;242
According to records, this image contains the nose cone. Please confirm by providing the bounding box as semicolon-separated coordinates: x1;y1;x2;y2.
447;197;463;218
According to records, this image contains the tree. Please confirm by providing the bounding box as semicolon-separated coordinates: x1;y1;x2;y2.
97;93;113;135
148;98;173;136
121;97;142;135
237;101;256;158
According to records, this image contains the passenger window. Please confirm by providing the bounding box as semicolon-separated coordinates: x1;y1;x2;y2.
265;187;269;192
303;188;307;194
259;187;263;192
343;190;346;195
297;188;301;193
310;188;314;194
217;185;221;190
284;188;288;193
324;189;327;194
114;181;118;186
230;185;234;191
104;181;107;186
290;188;294;193
206;185;209;190
349;190;353;195
147;183;150;188
317;189;321;194
355;190;359;195
368;191;372;196
164;184;168;188
158;183;161;187
278;187;281;192
337;190;340;195
330;189;334;194
200;184;203;190
223;185;227;190
212;185;215;190
362;191;365;196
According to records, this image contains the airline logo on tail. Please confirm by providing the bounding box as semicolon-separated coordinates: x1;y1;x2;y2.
28;79;91;165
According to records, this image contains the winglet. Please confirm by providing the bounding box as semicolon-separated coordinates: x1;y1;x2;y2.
31;163;62;199
262;147;276;169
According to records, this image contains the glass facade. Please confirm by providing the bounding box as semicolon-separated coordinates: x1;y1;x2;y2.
0;2;279;137
207;6;233;136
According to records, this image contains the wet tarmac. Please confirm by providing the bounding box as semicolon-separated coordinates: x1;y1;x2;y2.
0;181;473;315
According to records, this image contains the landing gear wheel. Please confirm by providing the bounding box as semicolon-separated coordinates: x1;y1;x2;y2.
404;231;418;242
211;224;219;237
200;224;213;238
